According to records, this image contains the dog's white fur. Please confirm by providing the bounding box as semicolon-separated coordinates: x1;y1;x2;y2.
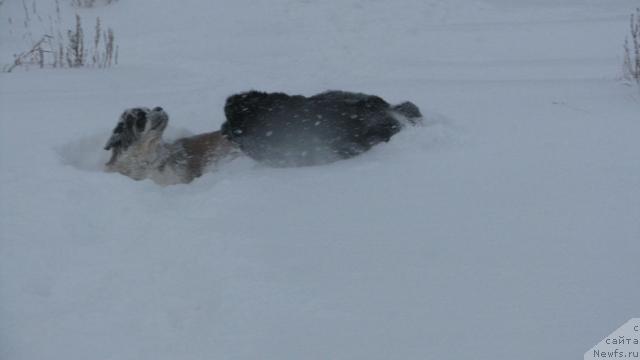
105;107;239;185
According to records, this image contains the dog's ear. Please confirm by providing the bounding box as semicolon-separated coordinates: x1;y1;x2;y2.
105;108;144;151
104;121;125;150
104;135;120;150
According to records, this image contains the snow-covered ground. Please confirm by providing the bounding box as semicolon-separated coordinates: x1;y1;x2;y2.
1;1;639;359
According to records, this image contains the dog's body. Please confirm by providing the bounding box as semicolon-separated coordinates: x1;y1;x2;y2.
104;91;422;185
222;90;422;167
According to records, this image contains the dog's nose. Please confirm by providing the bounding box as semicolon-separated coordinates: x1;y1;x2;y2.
153;106;163;112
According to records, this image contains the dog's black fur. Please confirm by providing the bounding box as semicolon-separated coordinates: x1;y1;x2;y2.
221;90;422;167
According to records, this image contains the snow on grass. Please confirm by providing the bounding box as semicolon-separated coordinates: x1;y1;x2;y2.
1;1;639;360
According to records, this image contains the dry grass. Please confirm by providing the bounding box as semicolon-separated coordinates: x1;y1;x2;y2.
3;0;118;72
623;8;640;83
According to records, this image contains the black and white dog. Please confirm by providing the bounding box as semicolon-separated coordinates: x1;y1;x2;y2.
104;107;238;185
104;90;422;184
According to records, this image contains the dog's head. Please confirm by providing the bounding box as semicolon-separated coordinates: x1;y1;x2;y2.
105;107;168;151
104;106;169;168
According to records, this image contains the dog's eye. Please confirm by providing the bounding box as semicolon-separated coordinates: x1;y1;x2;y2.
136;117;147;132
114;122;124;133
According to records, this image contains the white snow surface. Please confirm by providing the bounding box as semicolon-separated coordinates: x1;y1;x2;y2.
1;1;639;359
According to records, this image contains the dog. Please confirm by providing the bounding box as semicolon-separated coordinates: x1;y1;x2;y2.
104;91;422;184
222;90;422;167
104;107;238;185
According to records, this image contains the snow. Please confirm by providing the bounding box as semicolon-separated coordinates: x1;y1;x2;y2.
1;0;639;359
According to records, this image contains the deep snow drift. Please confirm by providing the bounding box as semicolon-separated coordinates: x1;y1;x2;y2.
1;1;639;359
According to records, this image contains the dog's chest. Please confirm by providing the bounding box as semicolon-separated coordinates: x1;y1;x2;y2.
110;143;182;183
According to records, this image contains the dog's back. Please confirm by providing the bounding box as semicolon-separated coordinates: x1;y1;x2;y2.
164;131;238;181
222;90;422;167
